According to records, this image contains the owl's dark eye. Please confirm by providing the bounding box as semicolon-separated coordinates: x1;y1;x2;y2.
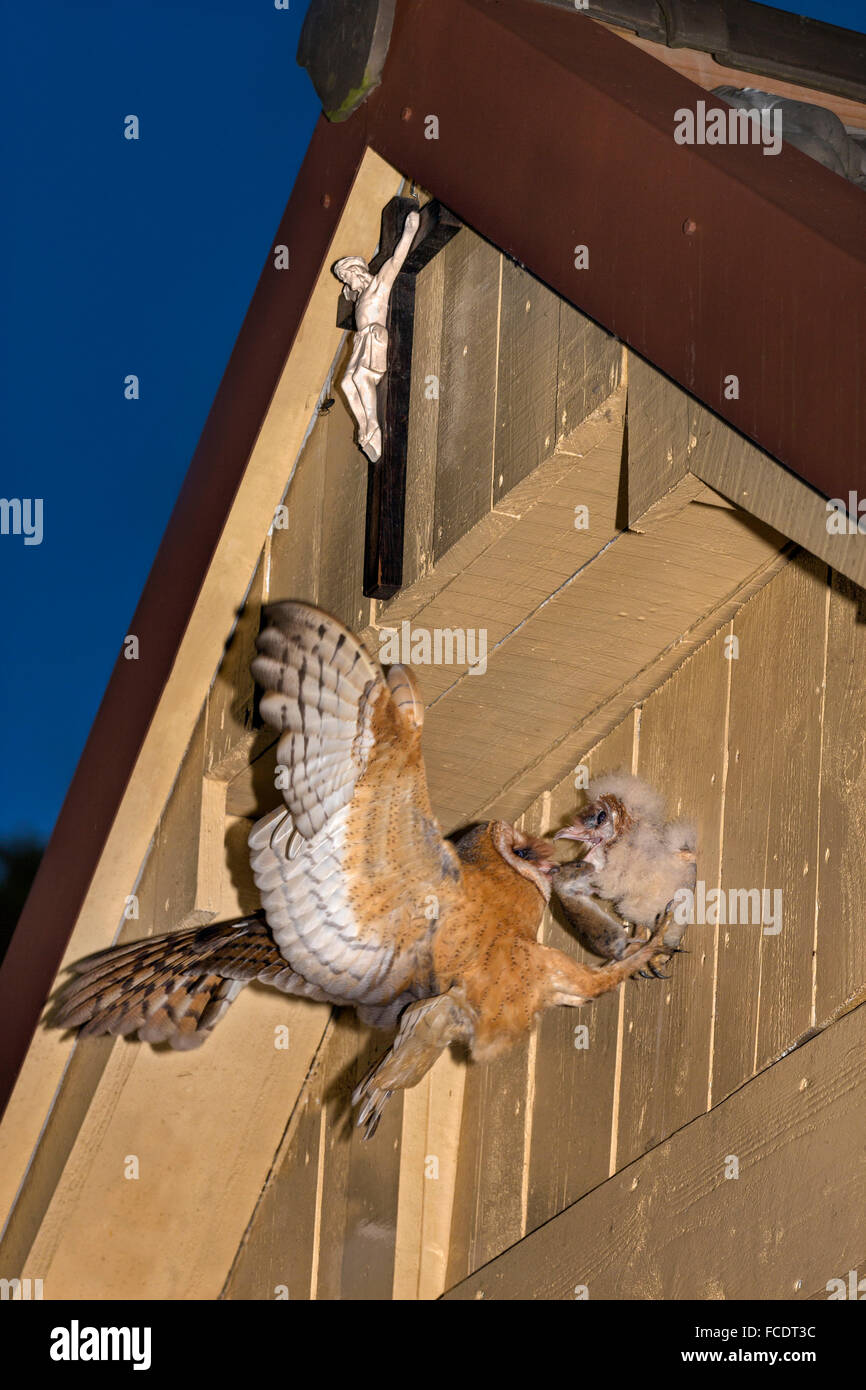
514;845;532;859
596;809;607;825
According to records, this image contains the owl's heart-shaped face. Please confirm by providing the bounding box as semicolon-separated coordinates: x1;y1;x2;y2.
492;822;558;900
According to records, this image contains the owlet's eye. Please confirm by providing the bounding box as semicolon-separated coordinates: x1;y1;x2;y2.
596;809;607;825
514;845;532;860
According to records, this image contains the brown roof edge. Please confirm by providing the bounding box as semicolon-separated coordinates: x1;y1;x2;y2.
371;0;865;497
2;0;865;1122
555;0;866;104
0;111;372;1121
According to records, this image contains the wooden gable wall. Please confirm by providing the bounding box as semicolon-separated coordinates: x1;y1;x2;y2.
3;213;863;1302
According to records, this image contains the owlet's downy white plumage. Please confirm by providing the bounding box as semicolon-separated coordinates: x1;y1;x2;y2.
553;772;697;975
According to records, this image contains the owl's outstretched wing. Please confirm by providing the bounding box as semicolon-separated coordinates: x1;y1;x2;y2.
248;602;463;1009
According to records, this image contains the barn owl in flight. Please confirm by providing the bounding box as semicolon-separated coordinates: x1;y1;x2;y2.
54;605;668;1136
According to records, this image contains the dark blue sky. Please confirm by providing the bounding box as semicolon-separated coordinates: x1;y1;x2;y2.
1;0;864;845
0;0;319;842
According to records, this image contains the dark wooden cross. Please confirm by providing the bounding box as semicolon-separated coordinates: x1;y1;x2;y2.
336;197;461;599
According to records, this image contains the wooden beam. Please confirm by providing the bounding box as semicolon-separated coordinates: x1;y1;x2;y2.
627;354;866;589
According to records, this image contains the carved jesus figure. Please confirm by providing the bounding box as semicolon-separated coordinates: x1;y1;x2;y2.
332;207;420;462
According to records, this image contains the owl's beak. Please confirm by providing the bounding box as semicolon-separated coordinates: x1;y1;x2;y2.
527;837;560;877
511;829;560;877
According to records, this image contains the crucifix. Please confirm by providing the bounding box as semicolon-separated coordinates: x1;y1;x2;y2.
333;196;461;598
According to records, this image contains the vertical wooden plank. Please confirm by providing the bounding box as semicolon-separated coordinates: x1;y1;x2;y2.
753;557;829;1074
433;230;501;562
310;1012;360;1299
318;346;370;635
815;571;866;1023
152;710;210;934
624;353;697;526
392;1044;466;1300
525;714;636;1234
196;777;229;912
615;629;729;1169
445;1030;530;1285
340;1041;403;1300
399;252;446;592
222;1082;325;1301
313;1011;403;1300
267;414;326;606
712;555;827;1103
556;302;622;446
204;556;266;779
446;798;567;1286
493;260;559;501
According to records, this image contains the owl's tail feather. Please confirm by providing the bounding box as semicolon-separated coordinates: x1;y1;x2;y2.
50;915;327;1051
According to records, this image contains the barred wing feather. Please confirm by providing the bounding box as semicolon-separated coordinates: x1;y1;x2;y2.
248;603;463;1006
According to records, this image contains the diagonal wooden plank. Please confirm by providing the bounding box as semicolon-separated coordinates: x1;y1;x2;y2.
0;148;406;1233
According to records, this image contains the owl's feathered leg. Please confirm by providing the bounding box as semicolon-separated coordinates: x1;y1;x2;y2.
544;914;671;1006
352;990;475;1140
50;915;333;1050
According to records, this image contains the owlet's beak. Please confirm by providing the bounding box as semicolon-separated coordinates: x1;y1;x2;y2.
554;821;589;842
